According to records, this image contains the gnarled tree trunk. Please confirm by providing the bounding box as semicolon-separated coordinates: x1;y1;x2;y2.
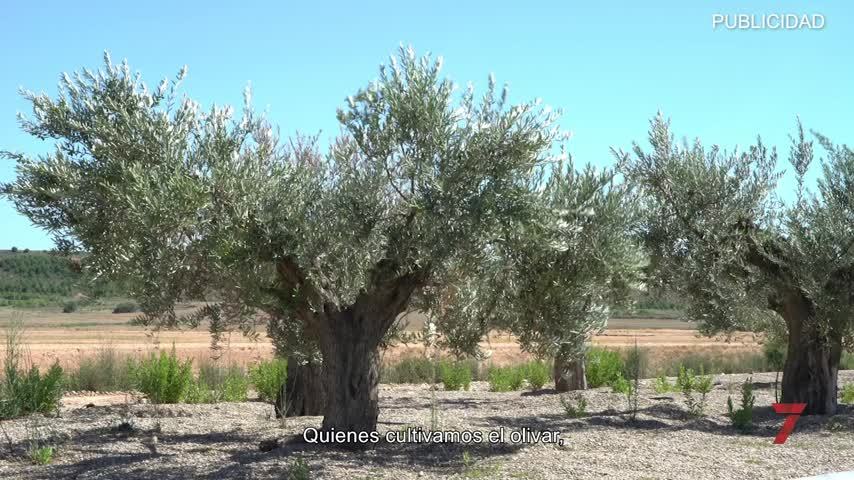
275;358;325;417
553;346;586;392
778;292;842;415
319;309;383;434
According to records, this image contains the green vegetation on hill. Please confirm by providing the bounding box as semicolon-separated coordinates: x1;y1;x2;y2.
0;250;124;308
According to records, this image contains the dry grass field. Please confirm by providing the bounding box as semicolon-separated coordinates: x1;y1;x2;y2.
0;306;761;371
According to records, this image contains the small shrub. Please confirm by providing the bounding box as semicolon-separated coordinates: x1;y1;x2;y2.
249;358;288;403
440;361;472;391
68;348;136;392
134;350;193;404
0;362;65;419
219;367;249;402
610;374;631;394
61;301;78;313
186;361;249;403
560;393;588;418
678;365;713;417
488;366;525;392
728;377;755;433
622;346;649;380
287;457;311;480
184;379;215;404
112;302;139;314
653;373;677;394
28;445;55;465
523;361;550;391
585;348;624;388
841;384;854;404
381;357;434;384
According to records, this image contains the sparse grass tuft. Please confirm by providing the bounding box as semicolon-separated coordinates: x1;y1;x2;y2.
841;384;854;404
559;393;588;418
68;347;137;392
27;445;54;465
286;457;311;480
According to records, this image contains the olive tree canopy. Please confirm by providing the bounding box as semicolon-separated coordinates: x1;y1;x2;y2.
3;48;584;432
620;114;854;414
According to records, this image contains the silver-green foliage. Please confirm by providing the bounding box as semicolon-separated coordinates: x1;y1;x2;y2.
1;48;565;362
619;114;854;352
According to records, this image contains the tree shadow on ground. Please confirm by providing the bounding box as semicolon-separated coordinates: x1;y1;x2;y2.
481;402;854;441
13;421;525;480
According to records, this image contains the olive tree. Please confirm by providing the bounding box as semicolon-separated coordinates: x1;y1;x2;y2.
620;114;854;414
2;48;569;432
430;158;641;391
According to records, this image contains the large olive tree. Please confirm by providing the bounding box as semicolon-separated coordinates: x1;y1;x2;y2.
620;114;854;414
2;48;573;432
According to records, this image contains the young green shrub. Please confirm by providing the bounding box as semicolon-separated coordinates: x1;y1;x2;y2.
653;373;677;394
559;393;588;418
249;358;287;403
287;457;311;480
840;384;854;404
184;379;214;404
219;366;249;402
622;346;648;381
585;348;625;388
112;302;139;314
610;374;631;394
134;350;193;404
678;365;713;417
523;360;550;391
488;366;525;392
440;361;472;391
0;363;65;419
727;377;756;433
0;320;65;419
27;445;55;465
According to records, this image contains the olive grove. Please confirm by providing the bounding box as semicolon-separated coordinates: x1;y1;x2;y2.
2;48;640;432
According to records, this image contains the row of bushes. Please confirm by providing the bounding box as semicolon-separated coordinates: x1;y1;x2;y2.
382;346;854;393
1;347;288;419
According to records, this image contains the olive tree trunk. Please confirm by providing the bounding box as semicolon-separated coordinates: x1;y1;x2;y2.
553;347;586;392
778;293;842;415
275;359;325;417
319;309;384;433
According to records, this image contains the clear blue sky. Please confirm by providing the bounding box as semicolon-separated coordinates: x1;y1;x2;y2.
2;1;852;250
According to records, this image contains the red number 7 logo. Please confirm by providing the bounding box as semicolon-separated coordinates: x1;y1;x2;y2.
772;403;806;444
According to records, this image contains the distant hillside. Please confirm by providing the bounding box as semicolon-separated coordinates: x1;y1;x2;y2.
0;250;124;308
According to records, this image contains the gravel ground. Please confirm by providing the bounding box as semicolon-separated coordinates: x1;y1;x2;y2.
1;371;853;479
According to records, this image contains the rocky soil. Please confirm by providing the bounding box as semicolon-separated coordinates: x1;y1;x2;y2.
1;371;853;479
